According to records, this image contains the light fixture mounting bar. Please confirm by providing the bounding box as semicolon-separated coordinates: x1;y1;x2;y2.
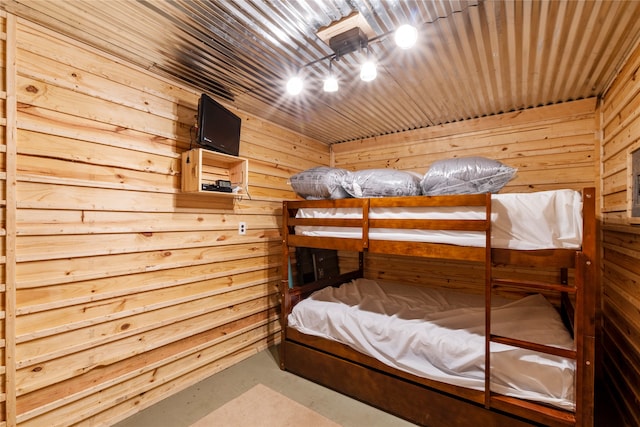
316;11;376;43
328;27;368;58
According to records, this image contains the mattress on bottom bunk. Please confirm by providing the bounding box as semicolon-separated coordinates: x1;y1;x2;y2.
294;189;583;250
287;278;576;411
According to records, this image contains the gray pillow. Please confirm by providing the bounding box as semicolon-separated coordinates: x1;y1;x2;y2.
289;167;351;199
341;169;422;198
420;157;517;195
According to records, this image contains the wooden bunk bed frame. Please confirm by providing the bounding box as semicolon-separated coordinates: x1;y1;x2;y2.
279;188;596;427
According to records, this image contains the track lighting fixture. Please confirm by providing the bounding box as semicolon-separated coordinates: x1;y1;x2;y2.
323;74;339;92
360;50;377;82
286;22;417;95
395;24;418;49
323;58;339;92
286;76;304;95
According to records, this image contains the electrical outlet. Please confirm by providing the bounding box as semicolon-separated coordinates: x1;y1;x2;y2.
238;222;247;235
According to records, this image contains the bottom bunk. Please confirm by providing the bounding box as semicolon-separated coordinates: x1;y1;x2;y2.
281;277;582;427
289;278;576;410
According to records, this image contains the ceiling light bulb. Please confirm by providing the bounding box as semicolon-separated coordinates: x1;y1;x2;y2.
360;61;377;82
323;75;338;92
286;76;303;95
395;24;418;49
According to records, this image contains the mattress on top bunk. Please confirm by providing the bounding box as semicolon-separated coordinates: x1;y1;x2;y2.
294;189;583;250
288;278;576;411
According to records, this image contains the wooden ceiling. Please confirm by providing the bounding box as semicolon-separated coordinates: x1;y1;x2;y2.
2;0;640;145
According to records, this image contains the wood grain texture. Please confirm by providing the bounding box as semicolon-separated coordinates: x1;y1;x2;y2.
0;15;320;427
600;35;640;427
3;11;16;426
333;99;597;193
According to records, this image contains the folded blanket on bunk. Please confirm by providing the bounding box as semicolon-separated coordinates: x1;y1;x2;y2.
288;278;576;410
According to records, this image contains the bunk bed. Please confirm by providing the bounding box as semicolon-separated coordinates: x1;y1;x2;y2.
279;188;596;427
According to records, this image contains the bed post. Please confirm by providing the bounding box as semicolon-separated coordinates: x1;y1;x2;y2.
484;192;492;409
280;201;292;370
575;187;596;426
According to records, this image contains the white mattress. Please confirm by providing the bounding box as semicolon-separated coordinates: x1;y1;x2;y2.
294;189;583;250
288;278;576;410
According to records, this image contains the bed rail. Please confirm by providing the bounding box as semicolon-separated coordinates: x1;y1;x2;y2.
283;193;492;261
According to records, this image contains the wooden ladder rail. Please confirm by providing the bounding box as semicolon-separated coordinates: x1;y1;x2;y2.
491;279;579;356
485;187;596;427
487;275;580;426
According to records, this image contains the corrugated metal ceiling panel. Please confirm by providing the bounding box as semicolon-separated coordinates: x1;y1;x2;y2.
2;0;640;145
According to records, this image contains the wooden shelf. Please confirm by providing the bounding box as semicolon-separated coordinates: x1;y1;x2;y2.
181;148;248;197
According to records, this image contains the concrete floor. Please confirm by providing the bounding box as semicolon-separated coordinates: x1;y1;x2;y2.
114;345;618;427
113;346;417;427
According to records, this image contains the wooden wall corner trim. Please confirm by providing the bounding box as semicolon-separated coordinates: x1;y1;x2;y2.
5;11;17;427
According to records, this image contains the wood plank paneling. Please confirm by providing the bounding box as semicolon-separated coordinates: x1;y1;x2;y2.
0;14;328;427
4;10;16;426
600;35;640;426
334;99;597;193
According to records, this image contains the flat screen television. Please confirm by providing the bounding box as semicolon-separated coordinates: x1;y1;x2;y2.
196;93;241;157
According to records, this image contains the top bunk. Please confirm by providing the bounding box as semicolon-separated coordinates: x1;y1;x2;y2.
282;187;596;268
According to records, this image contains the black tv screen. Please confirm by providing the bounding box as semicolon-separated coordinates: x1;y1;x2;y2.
196;93;241;157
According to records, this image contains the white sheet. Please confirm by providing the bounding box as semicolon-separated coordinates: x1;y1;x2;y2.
288;278;576;410
294;189;583;250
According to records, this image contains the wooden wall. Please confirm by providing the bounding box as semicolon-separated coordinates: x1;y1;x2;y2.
2;5;633;426
332;99;597;192
600;39;640;426
2;11;12;427
332;99;599;296
0;13;329;427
